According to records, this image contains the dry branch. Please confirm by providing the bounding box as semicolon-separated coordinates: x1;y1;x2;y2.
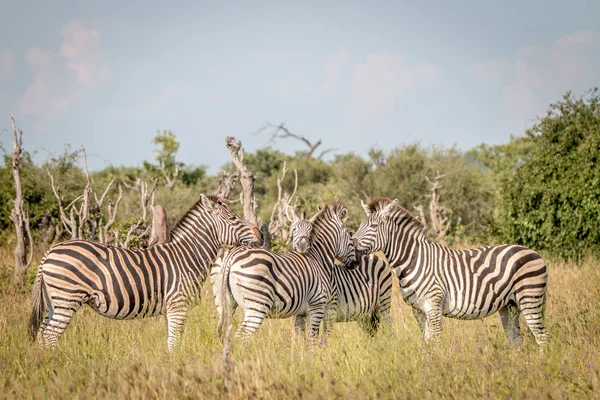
225;136;261;227
160;160;179;190
8;113;34;285
425;171;453;242
255;122;337;159
268;161;298;241
215;171;239;199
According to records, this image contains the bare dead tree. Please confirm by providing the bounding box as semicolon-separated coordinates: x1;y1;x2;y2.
425;171;453;243
255;122;337;159
148;204;168;246
39;211;57;246
160;160;179;191
268;161;299;243
215;171;239;199
225;136;261;227
47;169;77;239
139;178;158;221
98;184;124;244
76;147;93;239
413;204;427;231
8;114;34;286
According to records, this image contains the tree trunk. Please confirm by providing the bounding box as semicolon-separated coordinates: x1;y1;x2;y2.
9;114;33;286
148;204;168;246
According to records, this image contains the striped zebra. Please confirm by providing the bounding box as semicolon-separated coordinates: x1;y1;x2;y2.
290;217;393;335
30;194;262;351
217;201;358;340
209;210;313;325
352;197;548;347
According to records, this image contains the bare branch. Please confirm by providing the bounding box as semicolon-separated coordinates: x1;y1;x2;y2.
78;146;92;239
123;220;142;249
46;167;77;239
225;136;261;227
140;178;159;221
8;113;32;285
268;162;299;241
255;122;331;159
317;147;339;160
103;184;124;243
215;171;239;199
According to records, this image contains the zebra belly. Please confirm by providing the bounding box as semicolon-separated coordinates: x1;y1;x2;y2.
82;282;167;320
442;293;506;320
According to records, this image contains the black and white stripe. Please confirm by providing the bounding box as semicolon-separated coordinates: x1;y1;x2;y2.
291;218;393;335
352;197;548;347
217;202;357;340
30;194;262;351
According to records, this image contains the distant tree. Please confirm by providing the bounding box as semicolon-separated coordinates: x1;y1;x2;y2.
502;89;600;259
151;130;181;190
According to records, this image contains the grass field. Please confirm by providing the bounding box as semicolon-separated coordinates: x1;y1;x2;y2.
1;250;599;399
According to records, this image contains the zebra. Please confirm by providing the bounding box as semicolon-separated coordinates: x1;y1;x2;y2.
30;194;262;351
352;197;548;347
290;216;393;336
209;209;313;326
217;201;358;340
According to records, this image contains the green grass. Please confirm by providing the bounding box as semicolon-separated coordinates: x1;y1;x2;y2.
1;255;600;399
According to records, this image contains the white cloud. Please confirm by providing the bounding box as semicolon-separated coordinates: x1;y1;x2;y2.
323;49;350;94
470;30;600;131
16;19;110;124
350;52;440;116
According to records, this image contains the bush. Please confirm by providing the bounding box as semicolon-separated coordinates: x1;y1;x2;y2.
501;89;600;259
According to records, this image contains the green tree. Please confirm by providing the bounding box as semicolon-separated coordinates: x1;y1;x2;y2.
502;89;600;259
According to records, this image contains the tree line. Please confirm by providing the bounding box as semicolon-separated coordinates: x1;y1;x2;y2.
1;89;599;286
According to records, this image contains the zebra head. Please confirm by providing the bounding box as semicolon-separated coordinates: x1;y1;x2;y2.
311;202;358;270
290;209;312;254
352;197;399;255
199;194;262;247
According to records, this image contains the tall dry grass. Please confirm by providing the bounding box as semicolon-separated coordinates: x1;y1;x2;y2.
1;251;599;399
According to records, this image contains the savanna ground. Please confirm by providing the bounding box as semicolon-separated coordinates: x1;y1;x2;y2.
1;246;599;399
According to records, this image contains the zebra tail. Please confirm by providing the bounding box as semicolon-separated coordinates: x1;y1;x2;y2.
217;257;234;339
29;266;46;342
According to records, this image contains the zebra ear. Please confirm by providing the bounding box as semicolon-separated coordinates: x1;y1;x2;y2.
339;207;349;223
361;200;371;216
200;194;219;215
381;199;398;219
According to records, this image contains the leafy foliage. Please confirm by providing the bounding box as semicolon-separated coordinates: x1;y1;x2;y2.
502;89;600;259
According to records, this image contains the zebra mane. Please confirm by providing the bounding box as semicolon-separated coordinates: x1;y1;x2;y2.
367;197;426;233
310;200;343;228
170;195;229;238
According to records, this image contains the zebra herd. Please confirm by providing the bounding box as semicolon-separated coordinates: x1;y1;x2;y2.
29;194;549;352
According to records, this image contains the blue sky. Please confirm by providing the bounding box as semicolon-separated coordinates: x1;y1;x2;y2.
1;1;599;172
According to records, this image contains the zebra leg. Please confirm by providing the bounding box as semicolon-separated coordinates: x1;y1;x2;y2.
412;308;427;336
39;299;82;350
294;315;307;334
518;295;548;348
166;304;189;352
307;306;325;340
498;301;523;346
417;299;443;342
236;302;269;340
321;301;338;336
358;314;380;336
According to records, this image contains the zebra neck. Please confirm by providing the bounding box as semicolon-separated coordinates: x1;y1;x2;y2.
385;227;431;275
167;233;221;276
308;241;337;268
